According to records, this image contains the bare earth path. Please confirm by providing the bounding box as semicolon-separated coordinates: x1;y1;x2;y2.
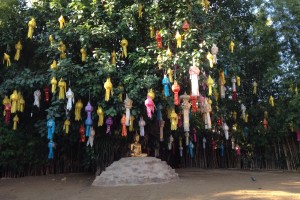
0;169;300;200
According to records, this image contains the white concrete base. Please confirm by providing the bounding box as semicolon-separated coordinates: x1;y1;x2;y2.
92;157;179;187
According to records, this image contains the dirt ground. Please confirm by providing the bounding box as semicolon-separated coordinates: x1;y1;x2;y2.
0;169;300;200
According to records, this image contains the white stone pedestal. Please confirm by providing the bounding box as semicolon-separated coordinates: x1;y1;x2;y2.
92;157;179;186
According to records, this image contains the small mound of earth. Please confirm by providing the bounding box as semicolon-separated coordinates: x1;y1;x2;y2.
92;157;179;186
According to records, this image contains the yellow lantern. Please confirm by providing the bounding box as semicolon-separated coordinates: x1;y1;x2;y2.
80;48;87;62
51;77;57;93
175;30;182;48
58;15;65;29
206;75;214;96
14;41;22;61
3;53;11;67
97;106;104;126
120;39;128;58
104;78;113;101
229;41;235;53
27;18;36;39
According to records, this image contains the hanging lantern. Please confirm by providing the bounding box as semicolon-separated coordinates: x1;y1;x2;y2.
149;26;155;38
14;41;22;61
202;137;207;149
58;15;65;29
87;127;95;147
27;18;36;39
75;100;83;121
231;76;237;101
182;20;190;32
162;74;171;97
50;77;57;93
18;94;25;112
79;125;86;143
111;50;116;64
47;118;55;140
179;137;183;157
104;77;113;101
206;52;214;68
170;109;178;131
139;116;146;137
121;114;127;137
245;113;249;123
263;118;268;129
145;95;155;119
33;90;41;108
106;117;113;134
211;44;218;63
147;89;155;100
155;31;163;48
241;104;246;120
85;102;93;136
50;60;58;70
97;106;104;126
168;134;174;150
80;48;87;62
269;96;274;107
166;48;172;58
157;103;163;121
219;71;226;99
3;53;11;67
229;41;235;53
129;116;135;132
167;68;173;83
124;94;133;125
231;137;235;149
4;103;11;124
190;95;198;113
66;88;74;111
63;119;70;134
206;75;214;96
43;86;51;102
181;94;191;131
172;80;180;105
10;90;19;113
157;54;162;69
189;65;200;96
48;140;55;159
49;35;54;46
159;120;165;141
58;79;67;100
175;30;182;48
58;41;66;59
203;98;211;129
253;81;258;95
236;76;241;86
120;38;128;58
223;122;229;140
138;4;143;18
13;115;19;130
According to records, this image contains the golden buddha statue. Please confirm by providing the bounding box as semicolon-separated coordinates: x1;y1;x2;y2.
130;133;147;157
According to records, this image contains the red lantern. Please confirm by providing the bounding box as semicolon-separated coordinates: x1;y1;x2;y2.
4;103;11;124
155;31;162;48
79;125;85;143
44;86;50;102
232;91;237;101
182;20;190;32
217;117;222;126
263;118;268;129
172;80;180;105
190;95;198;112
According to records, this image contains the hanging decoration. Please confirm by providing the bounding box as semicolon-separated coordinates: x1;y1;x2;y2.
145;95;155;119
149;26;155;38
168;134;174;150
49;35;54;46
58;41;66;59
170;109;178;131
27;18;36;39
253;80;258;95
63;119;70;134
10;90;19;113
182;20;190;32
4;102;11;124
231;76;237;101
157;103;163;121
202;137;206;149
80;48;87;62
162;74;171;97
79;125;85;143
172;80;180;105
147;89;155;100
155;31;163;48
211;44;218;63
118;85;123;102
47;118;55;140
157;54;162;69
66;88;74;111
75;100;83;121
235;145;241;156
236;76;241;86
206;75;214;96
58;79;67;100
138;4;143;18
129;116;135;131
179;137;183;157
121;114;127;137
124;94;133;126
175;30;182;48
241;104;246;120
206;52;214;68
106;117;113;134
177;112;182;128
120;38;128;58
185;132;189;146
189;64;200;96
167;68;173;83
97;106;104;126
223;122;229;140
166;48;172;58
269;95;274;107
229;41;235;53
159;120;165;141
104;77;113;101
18;94;25;112
33;90;41;108
85;102;93;136
14;41;22;61
139;116;146;137
13;115;19;130
58;15;65;29
48;140;55;159
201;0;210;11
219;71;226;99
87;127;95;147
51;77;57;93
203;98;212;129
50;60;58;70
111;51;116;64
181;93;190;132
189;140;194;158
190;95;198;113
3;53;11;67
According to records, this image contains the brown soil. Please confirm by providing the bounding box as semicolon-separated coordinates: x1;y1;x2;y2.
0;169;300;200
